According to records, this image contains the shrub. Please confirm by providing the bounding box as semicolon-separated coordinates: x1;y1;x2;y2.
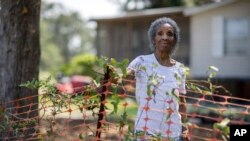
60;54;97;77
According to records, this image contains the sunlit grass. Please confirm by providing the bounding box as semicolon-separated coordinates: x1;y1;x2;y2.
106;98;138;119
39;93;138;120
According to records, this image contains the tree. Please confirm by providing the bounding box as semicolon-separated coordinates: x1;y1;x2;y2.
0;0;41;139
109;0;183;11
40;1;94;71
40;19;64;71
109;0;218;11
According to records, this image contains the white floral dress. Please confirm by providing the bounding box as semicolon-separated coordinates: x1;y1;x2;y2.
128;53;186;139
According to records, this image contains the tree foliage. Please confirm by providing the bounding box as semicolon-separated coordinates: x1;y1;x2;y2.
109;0;218;11
40;1;94;71
60;54;97;78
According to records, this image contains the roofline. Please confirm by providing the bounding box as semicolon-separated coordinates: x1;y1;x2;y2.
90;0;239;22
184;0;238;16
90;7;185;22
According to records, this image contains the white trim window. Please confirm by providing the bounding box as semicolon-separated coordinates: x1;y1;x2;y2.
212;16;249;57
224;18;249;56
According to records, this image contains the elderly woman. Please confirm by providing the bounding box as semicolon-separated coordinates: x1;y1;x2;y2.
127;17;189;141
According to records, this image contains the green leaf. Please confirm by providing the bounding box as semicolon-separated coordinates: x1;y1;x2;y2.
152;63;158;68
110;58;117;65
219;118;230;127
139;66;147;72
213;118;230;135
121;58;129;66
79;133;84;140
147;84;151;97
166;113;171;121
121;111;128;121
120;59;129;77
152;79;158;86
171;89;180;102
110;101;119;114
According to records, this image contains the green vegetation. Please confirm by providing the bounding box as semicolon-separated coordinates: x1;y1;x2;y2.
112;0;218;11
15;57;240;140
40;1;94;73
60;54;97;77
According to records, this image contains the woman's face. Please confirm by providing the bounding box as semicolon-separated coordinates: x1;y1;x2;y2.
153;23;176;54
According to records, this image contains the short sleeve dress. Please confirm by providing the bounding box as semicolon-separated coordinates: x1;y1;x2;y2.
127;53;186;138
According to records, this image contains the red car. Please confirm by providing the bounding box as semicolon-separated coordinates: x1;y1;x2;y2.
55;75;92;94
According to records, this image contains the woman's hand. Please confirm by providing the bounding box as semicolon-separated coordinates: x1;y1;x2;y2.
182;125;190;141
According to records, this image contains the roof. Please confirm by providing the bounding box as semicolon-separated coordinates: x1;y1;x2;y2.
90;0;239;22
90;7;185;22
184;0;238;16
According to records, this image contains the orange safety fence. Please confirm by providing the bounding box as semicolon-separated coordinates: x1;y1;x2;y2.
1;76;250;141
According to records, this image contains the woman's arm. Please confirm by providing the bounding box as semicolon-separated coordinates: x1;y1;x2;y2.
179;95;187;123
121;69;136;94
179;95;190;141
125;69;135;83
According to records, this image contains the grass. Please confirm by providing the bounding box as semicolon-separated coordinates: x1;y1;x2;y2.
39;93;138;120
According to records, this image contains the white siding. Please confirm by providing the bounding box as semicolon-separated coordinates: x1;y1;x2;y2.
190;0;250;78
212;16;224;58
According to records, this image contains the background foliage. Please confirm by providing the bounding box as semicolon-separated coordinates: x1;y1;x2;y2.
40;1;95;73
110;0;218;11
59;54;97;78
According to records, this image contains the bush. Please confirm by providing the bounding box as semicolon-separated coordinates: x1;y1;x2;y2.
60;54;97;77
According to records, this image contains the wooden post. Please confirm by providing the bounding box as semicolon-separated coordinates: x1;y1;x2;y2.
95;66;110;140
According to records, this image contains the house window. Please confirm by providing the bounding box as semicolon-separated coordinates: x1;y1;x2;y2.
224;18;249;56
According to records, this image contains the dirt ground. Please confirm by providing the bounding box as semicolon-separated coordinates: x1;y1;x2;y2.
39;118;130;141
39;118;221;141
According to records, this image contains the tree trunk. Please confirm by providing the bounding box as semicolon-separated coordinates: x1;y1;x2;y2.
0;0;41;140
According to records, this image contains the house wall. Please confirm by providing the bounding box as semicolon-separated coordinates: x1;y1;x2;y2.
190;0;250;78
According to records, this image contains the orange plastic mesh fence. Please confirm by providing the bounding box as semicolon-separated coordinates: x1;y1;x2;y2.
0;78;249;141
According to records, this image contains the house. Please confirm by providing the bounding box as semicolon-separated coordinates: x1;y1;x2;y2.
91;0;250;98
184;0;250;98
91;7;190;65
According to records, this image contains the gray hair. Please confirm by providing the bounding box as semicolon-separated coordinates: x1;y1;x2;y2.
148;17;180;54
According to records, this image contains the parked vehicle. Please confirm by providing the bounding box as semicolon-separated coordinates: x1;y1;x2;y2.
55;75;92;94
